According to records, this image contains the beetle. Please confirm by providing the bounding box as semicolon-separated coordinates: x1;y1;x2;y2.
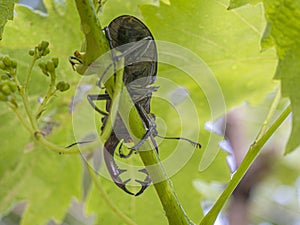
99;15;159;196
70;15;201;196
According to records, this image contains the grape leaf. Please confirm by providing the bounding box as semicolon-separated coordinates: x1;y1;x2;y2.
0;143;82;225
0;1;83;224
0;0;279;224
140;0;277;170
0;0;14;40
228;0;261;9
142;0;277;108
141;0;276;220
83;0;277;223
229;0;300;154
262;0;300;154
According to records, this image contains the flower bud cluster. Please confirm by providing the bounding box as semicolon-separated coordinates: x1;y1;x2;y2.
28;41;50;58
0;74;17;105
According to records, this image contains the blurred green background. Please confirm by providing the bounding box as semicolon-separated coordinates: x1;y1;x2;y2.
0;0;300;225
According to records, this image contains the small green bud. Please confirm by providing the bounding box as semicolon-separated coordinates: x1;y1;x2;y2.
52;57;59;68
7;95;17;106
56;81;70;92
42;48;50;56
65;83;70;90
1;85;11;95
40;41;49;50
1;79;9;86
38;62;46;70
0;92;6;101
1;74;9;80
46;61;55;72
29;49;35;56
38;62;49;76
0;61;5;70
3;56;11;67
9;82;17;92
11;60;17;69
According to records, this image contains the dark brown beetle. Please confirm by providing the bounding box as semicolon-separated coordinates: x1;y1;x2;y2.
87;15;159;196
69;15;201;196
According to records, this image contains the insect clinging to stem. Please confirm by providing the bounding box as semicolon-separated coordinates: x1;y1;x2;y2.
69;15;201;196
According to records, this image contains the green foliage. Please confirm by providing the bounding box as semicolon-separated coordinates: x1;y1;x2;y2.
228;0;261;9
0;0;15;40
262;0;300;154
0;144;81;225
0;1;82;224
141;0;276;107
229;0;300;154
0;0;299;225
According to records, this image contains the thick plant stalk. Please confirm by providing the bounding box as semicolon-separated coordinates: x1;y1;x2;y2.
73;0;109;74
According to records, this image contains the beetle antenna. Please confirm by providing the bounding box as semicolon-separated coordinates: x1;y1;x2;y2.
66;140;95;148
156;135;201;148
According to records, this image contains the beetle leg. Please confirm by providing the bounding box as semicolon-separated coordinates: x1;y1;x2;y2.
131;103;158;150
156;135;201;148
131;99;202;150
134;168;152;196
104;157;135;195
87;93;110;116
114;178;135;195
104;26;118;83
118;141;135;158
119;149;135;158
94;25;119;88
105;132;157;195
69;56;82;70
150;133;159;154
134;136;158;196
65;140;95;148
104;133;136;195
108;165;135;195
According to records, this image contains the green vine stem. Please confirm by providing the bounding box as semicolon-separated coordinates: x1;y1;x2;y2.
100;56;124;142
73;0;109;74
23;54;37;91
9;102;81;154
36;71;57;119
200;103;291;225
255;87;281;141
19;87;39;131
9;103;33;134
7;56;39;132
11;103;100;155
73;1;193;224
17;56;40;132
